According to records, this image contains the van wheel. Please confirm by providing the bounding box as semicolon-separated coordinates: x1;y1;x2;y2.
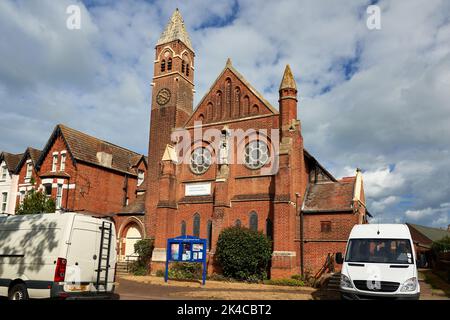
9;283;29;300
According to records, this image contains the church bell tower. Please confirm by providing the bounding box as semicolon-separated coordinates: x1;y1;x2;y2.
146;9;195;237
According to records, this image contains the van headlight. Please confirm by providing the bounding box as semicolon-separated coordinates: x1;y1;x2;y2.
340;274;353;289
400;277;417;292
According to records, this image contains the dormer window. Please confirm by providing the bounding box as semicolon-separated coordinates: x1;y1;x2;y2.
26;161;33;179
167;58;172;71
137;169;145;186
1;163;7;181
60;151;67;172
161;59;166;72
52;153;58;172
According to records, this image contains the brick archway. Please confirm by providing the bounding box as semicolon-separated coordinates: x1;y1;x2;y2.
118;217;145;262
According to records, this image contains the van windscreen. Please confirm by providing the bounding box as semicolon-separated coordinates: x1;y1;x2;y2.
345;239;414;264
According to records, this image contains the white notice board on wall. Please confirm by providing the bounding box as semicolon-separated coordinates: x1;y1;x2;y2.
185;182;211;196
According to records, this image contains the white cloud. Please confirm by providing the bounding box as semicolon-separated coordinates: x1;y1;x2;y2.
0;0;449;228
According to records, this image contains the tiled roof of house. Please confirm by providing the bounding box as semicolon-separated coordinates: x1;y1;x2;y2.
407;223;450;243
118;194;146;215
15;147;42;173
302;177;356;212
38;124;144;176
0;152;24;172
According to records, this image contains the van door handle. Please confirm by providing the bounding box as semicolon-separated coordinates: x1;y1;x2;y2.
390;265;409;268
348;263;365;267
93;255;97;260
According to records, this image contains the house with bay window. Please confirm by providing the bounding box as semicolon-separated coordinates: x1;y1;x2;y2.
34;124;147;215
15;147;42;207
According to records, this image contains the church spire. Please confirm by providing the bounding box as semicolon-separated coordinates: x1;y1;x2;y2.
279;64;297;91
157;8;193;52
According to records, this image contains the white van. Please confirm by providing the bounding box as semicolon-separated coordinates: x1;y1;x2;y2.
336;224;420;300
0;212;117;300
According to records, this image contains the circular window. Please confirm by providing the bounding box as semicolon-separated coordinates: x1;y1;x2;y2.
190;147;212;174
244;140;269;169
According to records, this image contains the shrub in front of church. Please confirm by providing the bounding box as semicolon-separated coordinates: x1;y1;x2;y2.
129;239;154;276
215;227;272;282
168;262;202;280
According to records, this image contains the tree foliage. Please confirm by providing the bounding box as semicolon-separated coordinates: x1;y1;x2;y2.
432;236;450;253
129;238;154;276
215;226;272;281
15;189;56;215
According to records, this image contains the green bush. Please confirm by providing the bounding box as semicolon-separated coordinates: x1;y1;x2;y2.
128;239;154;276
168;262;202;280
263;278;305;287
155;270;165;277
215;226;272;281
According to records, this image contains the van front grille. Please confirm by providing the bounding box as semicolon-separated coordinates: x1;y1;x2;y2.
353;280;400;292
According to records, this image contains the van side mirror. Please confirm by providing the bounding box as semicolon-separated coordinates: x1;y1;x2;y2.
335;252;344;264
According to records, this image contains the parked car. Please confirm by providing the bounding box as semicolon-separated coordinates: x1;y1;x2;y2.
0;212;117;300
336;224;420;300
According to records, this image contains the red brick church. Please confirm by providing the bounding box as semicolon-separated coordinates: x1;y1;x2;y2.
116;9;371;278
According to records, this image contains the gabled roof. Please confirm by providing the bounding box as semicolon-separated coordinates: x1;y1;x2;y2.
185;59;278;127
302;177;356;213
407;223;450;243
15;147;42;173
157;8;193;52
0;152;24;173
37;124;144;176
303;149;337;182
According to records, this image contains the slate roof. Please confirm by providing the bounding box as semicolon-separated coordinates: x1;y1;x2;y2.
302;177;356;212
37;124;144;176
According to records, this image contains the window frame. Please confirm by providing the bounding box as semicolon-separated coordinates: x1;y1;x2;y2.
60;151;67;172
56;184;63;209
1;192;7;212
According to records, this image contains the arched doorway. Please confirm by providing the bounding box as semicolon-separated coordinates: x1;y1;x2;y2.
120;223;143;261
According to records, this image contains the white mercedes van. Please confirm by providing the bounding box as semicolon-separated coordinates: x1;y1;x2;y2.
0;212;117;300
336;224;420;300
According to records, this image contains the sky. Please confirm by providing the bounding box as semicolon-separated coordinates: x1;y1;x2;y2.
0;0;449;228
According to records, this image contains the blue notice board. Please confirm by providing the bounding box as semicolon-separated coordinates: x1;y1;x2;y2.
165;235;207;285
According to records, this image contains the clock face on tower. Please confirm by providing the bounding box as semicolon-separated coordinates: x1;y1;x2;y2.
156;88;171;106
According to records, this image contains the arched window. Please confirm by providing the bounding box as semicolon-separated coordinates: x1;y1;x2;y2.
168;58;172;71
266;218;273;240
186;64;190;76
182;60;186;74
235;219;242;228
207;220;212;251
243;95;250;116
181;220;186;236
216;91;222;120
249;211;258;232
234;87;241;117
193;213;200;237
207;102;213;121
161;59;166;72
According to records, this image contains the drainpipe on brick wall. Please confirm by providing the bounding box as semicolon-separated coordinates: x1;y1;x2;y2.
296;192;304;277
